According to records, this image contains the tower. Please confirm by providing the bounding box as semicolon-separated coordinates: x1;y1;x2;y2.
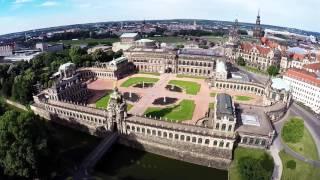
253;10;262;38
228;19;240;45
106;87;127;133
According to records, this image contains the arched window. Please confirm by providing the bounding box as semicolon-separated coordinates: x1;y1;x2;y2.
163;132;168;137
222;124;226;131
198;138;202;144
181;135;185;141
186;136;191;141
228;125;232;131
192;137;197;143
219;141;224;147
158;131;162;136
169;133;173;138
205;139;210;145
213;140;218;146
215;123;220;130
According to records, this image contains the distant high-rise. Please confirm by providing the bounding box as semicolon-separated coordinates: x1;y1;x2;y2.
253;10;263;38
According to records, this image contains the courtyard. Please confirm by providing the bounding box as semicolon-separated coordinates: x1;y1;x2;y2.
86;73;262;124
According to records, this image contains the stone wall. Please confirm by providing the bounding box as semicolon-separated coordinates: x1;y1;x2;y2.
118;134;232;170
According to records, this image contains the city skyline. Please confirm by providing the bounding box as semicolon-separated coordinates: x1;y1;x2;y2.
0;0;319;35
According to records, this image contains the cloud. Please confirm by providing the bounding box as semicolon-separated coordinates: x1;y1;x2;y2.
14;0;33;4
40;1;59;7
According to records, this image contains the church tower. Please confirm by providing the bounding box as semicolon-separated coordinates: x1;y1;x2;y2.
106;87;127;133
253;10;263;38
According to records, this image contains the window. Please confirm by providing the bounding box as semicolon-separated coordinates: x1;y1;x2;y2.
192;137;196;143
205;139;210;145
213;140;218;146
181;135;185;141
219;141;224;147
175;134;179;139
186;136;191;141
158;131;162;136
169;133;173;138
198;138;202;144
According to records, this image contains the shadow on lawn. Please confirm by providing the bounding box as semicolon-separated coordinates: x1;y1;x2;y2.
145;105;179;120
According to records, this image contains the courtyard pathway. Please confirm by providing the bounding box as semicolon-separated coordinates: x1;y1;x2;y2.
117;74;212;124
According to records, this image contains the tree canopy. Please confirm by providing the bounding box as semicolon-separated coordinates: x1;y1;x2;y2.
238;156;271;180
0;111;52;178
237;57;246;66
267;65;280;76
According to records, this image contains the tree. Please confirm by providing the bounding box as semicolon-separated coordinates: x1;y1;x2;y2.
92;49;107;62
267;65;280;76
69;46;86;65
0;111;52;178
0;97;5;116
238;157;271;180
237;57;246;66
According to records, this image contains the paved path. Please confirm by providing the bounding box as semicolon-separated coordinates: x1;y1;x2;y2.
271;102;320;172
117;74;212;124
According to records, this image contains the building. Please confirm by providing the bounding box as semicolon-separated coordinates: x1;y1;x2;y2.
36;42;63;52
253;11;263;38
0;45;13;56
283;68;320;113
79;56;134;80
124;47;223;77
120;33;139;44
47;62;90;102
215;60;228;80
87;45;112;54
134;39;156;48
280;51;318;72
237;43;281;71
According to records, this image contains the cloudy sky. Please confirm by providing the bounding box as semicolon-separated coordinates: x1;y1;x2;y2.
0;0;319;35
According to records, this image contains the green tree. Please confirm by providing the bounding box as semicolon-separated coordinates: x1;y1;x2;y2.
237;57;246;66
238;157;271;180
267;65;280;76
92;49;107;62
69;46;86;65
0;111;51;178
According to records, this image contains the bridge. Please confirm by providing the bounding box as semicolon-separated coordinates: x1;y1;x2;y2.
73;132;119;179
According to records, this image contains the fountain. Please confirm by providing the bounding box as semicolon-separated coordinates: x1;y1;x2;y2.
152;97;178;105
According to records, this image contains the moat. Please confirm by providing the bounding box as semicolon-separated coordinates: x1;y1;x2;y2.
94;144;228;180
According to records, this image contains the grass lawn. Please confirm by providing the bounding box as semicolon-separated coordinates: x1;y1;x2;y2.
200;36;228;43
138;72;161;76
121;77;159;87
235;95;253;101
280;150;320;180
149;36;187;43
210;92;216;97
244;66;268;75
229;147;274;180
169;80;201;95
50;38;119;45
144;100;195;122
127;104;133;111
96;93;111;109
176;74;206;79
284;126;319;160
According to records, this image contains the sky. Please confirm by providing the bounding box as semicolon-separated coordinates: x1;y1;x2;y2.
0;0;319;35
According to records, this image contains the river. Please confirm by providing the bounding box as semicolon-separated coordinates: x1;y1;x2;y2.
94;144;228;180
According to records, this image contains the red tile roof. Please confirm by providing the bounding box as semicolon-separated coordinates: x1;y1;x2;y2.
240;43;272;56
285;68;320;87
303;63;320;71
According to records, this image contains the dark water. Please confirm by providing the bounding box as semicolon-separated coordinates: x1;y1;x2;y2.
94;144;228;180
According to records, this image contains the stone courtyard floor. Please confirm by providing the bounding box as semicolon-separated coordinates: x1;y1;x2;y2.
86;73;263;125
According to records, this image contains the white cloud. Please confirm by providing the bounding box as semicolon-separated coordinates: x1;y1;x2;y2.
14;0;33;4
40;1;59;7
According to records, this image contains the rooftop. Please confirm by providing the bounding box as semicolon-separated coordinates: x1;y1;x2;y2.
284;68;320;87
271;78;290;91
216;93;234;116
120;33;139;38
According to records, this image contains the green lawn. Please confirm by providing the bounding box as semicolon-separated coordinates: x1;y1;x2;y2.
230;147;274;180
138;72;161;76
50;38;119;46
244;66;268;75
96;94;111;109
235;96;253;101
144;100;195;122
280;150;320;180
121;77;159;87
210;92;216;97
200;36;228;43
284;126;319;160
176;74;206;79
169;80;201;95
149;36;187;43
